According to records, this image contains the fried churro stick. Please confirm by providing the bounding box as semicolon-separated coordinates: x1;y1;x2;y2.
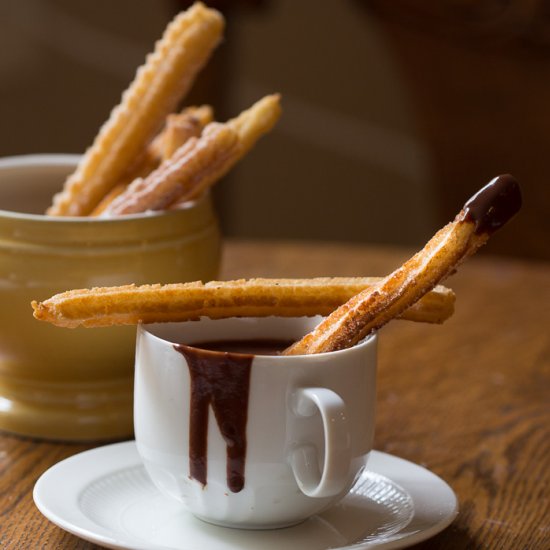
102;94;281;215
187;104;215;127
168;95;280;210
47;3;224;216
284;175;522;355
90;146;161;216
90;184;129;216
31;278;455;329
161;105;214;160
227;94;282;157
90;106;213;216
104;122;240;214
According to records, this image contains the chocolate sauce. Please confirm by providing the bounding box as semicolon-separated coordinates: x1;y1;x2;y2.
191;338;293;355
463;174;522;235
174;342;268;493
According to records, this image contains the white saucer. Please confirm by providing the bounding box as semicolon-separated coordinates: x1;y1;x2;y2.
34;441;457;550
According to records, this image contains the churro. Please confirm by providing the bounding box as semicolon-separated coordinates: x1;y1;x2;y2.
284;175;522;355
161;105;214;160
89;146;160;216
103;122;240;214
102;94;281;215
90;105;213;215
168;94;281;210
31;277;455;329
90;183;129;216
227;94;282;158
47;2;224;216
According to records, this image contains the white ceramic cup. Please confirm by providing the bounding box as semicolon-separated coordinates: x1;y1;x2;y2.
134;316;377;529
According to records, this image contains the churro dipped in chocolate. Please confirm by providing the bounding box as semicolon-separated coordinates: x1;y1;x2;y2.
284;175;522;355
31;278;454;329
102;94;281;215
48;3;224;216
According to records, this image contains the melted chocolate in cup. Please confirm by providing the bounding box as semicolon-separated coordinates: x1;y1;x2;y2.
190;339;293;355
174;339;293;493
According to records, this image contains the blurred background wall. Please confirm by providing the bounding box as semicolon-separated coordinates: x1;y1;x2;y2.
0;0;547;260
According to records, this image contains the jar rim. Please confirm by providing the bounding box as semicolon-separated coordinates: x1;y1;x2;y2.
0;154;202;223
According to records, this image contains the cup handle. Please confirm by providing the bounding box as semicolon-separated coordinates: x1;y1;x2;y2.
290;387;351;498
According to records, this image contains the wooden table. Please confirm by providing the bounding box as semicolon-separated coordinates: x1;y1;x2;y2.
1;239;548;549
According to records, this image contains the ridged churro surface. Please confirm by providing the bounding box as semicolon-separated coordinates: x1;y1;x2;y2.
161;105;213;160
285;175;522;355
104;123;239;214
31;278;455;329
48;3;224;216
102;94;281;215
90;105;213;216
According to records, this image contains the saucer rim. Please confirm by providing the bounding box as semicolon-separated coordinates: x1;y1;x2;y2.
33;441;458;550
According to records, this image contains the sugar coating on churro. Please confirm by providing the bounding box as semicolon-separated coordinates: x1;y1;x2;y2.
101;94;281;215
161;105;214;160
48;2;224;216
284;175;522;355
103;122;239;215
31;277;455;329
166;94;282;211
228;94;282;157
90;105;215;216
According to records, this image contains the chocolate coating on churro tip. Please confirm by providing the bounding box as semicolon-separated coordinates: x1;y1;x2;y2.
463;174;522;235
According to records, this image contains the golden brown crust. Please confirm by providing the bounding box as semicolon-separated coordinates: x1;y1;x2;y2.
227;94;282;157
160;105;213;160
47;3;224;216
168;94;282;210
89;183;129;217
31;277;455;329
102;94;281;215
284;216;487;355
102;122;239;214
90;105;214;216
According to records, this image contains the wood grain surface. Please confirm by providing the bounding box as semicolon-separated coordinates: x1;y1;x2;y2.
1;239;548;549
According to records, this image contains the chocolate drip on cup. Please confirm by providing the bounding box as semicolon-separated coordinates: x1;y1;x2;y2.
463;174;522;235
174;344;252;493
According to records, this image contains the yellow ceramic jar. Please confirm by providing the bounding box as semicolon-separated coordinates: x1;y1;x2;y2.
0;155;221;440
